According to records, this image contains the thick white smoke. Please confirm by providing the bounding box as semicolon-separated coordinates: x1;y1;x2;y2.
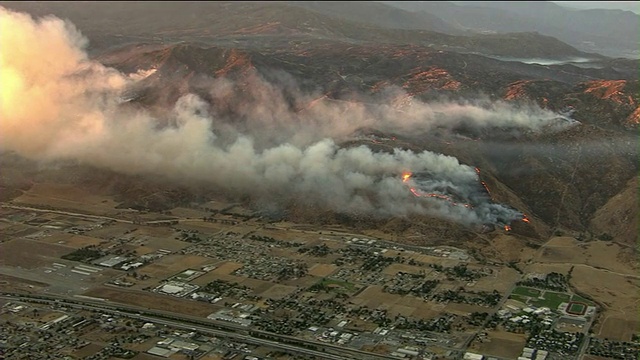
0;7;564;225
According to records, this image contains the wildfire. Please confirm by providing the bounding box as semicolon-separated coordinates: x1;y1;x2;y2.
481;181;492;197
522;214;531;223
401;171;473;208
474;167;481;175
504;225;512;232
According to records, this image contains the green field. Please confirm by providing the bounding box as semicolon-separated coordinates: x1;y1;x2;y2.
567;302;587;314
311;278;357;293
529;291;571;309
511;286;542;297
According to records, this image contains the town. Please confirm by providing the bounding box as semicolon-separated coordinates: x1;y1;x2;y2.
1;196;637;360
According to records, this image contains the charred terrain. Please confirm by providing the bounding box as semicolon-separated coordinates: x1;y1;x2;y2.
0;2;638;360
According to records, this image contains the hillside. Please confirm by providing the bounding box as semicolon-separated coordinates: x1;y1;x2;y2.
384;1;640;58
590;176;638;248
0;2;636;246
0;1;593;59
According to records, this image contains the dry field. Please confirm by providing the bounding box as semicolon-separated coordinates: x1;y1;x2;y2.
237;277;275;293
472;267;521;293
132;226;176;238
410;300;442;319
351;285;440;320
11;183;121;215
444;302;492;316
138;255;211;280
0;238;72;268
0;273;50;292
570;265;640;339
386;251;461;267
191;269;237;287
209;261;244;275
191;271;274;295
173;221;226;234
260;284;297;300
381;263;428;276
0;223;35;236
72;343;104;359
524;262;573;275
137;236;190;252
83;286;222;317
84;222;139;239
281;275;321;288
198;354;225;360
252;227;319;242
168;207;210;219
35;234;103;249
484;234;538;263
131;352;173;360
307;263;337;277
535;237;637;275
596;316;639;341
351;285;401;309
471;330;527;359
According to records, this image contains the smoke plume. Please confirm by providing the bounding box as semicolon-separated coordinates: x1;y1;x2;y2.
0;7;570;225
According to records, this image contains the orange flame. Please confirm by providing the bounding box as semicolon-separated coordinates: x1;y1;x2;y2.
401;171;473;208
504;225;512;232
481;181;491;197
522;214;531;223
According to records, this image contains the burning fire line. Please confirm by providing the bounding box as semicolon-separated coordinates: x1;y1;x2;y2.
475;167;492;199
402;171;530;228
401;172;474;209
505;214;531;232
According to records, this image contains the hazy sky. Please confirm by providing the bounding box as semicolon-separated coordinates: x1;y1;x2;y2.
553;1;640;14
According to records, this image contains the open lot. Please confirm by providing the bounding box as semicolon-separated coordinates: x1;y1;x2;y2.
173;221;226;234
570;265;640;338
381;263;427;276
209;261;244;275
251;227;318;243
0;273;50;292
138;255;212;280
136;236;190;252
472;267;520;293
259;284;297;300
11;183;122;216
471;330;527;359
0;238;73;268
597;316;639;341
83;222;139;239
307;263;337;277
444;302;492;316
35;233;104;249
168;207;210;219
352;285;403;309
536;237;637;275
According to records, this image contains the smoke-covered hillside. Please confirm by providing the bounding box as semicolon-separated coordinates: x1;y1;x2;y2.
0;4;637;247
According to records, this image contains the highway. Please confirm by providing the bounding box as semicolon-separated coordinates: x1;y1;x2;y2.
0;292;398;360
